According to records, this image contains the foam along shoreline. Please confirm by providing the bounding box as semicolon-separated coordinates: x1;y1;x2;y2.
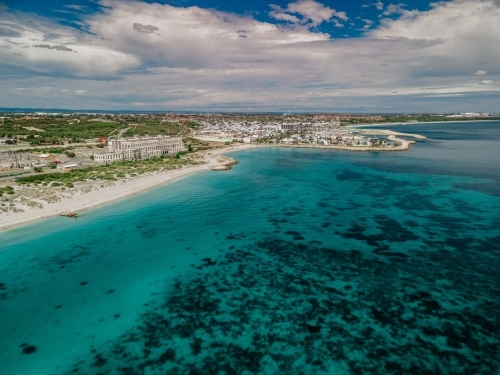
0;144;258;232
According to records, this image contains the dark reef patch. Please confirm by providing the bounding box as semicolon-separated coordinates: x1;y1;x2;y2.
22;345;37;354
69;237;500;375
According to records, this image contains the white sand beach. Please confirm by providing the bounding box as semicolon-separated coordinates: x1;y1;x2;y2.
0;144;260;232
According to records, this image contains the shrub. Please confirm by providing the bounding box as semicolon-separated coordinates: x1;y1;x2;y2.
33;167;43;173
51;182;61;187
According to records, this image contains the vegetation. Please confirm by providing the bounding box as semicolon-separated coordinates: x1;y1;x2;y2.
123;121;183;137
0;117;127;145
182;137;225;153
16;156;200;186
0;186;15;196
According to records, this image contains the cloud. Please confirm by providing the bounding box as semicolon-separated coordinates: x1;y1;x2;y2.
373;2;384;11
43;33;61;41
0;27;21;38
0;0;499;111
479;80;493;85
383;3;405;16
33;44;74;52
132;23;159;34
362;19;375;29
269;0;347;27
474;70;487;75
63;5;87;12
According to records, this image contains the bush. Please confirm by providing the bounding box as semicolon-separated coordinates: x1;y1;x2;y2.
64;151;75;158
51;182;61;187
48;162;57;169
33;167;43;173
65;182;74;188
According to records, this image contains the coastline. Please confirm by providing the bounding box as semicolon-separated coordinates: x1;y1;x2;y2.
347;119;499;128
0;135;421;233
0;144;260;232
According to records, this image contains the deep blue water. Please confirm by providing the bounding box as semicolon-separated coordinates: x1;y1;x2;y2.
1;121;500;375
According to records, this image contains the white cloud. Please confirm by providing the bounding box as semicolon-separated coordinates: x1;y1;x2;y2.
474;70;487;75
63;5;87;12
363;19;375;29
0;0;499;111
383;3;405;16
372;2;384;11
269;0;348;27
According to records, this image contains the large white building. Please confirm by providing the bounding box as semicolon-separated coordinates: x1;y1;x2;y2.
94;135;184;163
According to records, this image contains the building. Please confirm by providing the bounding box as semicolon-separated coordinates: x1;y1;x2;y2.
97;137;109;144
58;163;78;171
94;135;184;163
280;124;305;131
38;154;59;163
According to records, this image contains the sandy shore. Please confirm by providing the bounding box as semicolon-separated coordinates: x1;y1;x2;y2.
0;137;420;232
0;144;258;232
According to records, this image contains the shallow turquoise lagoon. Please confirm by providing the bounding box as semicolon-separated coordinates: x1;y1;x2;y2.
1;122;500;374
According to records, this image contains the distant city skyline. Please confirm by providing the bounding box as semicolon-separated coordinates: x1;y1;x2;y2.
1;0;499;112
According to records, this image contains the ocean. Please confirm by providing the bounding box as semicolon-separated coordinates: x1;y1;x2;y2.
1;121;499;375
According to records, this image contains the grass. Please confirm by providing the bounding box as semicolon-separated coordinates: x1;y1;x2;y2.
123;121;183;137
16;156;200;186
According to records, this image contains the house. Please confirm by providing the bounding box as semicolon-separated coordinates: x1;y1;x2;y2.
58;163;78;171
97;137;109;144
243;137;251;143
39;154;58;163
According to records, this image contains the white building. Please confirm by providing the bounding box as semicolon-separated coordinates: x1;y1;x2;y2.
94;135;184;163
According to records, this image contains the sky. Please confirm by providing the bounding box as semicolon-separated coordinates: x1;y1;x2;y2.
1;0;499;113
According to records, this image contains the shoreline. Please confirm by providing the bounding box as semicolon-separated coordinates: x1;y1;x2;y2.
0;137;419;233
0;144;259;233
347;119;499;128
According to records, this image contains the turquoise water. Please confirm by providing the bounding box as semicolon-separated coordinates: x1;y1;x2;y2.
1;121;500;374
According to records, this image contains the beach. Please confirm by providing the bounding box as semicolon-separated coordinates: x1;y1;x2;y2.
0;144;261;232
0;135;424;232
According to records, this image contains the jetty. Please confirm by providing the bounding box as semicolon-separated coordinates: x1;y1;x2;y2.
58;211;78;219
